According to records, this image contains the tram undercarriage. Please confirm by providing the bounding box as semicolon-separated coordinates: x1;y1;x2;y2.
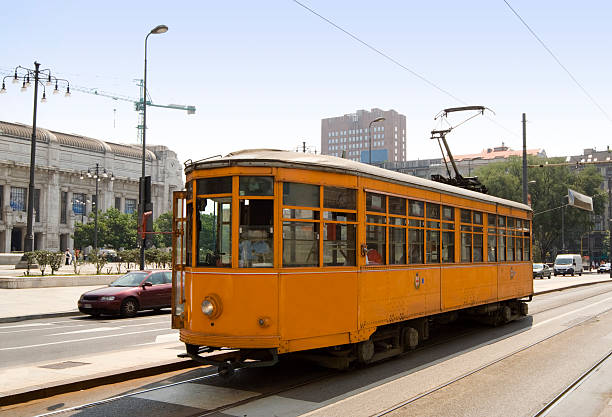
183;299;529;376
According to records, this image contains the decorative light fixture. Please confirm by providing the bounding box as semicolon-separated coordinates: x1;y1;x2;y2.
53;81;59;94
1;62;71;257
65;85;70;97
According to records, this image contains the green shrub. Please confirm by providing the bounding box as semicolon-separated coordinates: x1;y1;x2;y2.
34;250;51;276
49;252;64;275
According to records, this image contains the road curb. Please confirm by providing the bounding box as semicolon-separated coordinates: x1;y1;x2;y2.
0;359;200;407
0;311;83;323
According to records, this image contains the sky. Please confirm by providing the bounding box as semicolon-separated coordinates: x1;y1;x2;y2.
2;1;612;169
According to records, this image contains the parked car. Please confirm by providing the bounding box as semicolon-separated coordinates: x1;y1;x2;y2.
78;270;172;317
597;263;611;274
533;263;552;279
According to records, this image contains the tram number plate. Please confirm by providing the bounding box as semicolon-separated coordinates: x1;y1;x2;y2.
84;304;92;308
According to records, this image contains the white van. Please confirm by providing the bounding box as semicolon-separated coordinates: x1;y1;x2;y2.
553;254;583;276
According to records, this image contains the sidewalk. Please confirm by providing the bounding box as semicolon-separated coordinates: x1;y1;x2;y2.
0;272;610;406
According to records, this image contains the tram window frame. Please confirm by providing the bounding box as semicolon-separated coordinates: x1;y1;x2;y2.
441;205;455;263
460;209;484;262
388;196;406;265
365;192;387;265
323;186;357;267
196;196;232;267
408;199;424;264
487;213;497;262
497;215;506;262
426;203;441;263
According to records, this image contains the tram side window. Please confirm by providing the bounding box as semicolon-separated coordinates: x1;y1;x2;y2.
283;222;319;267
366;192;387;265
283;182;320;267
487;213;497;261
460;209;483;262
426;203;440;263
239;199;273;268
389;196;406;265
186;202;193;266
523;220;531;261
197;197;232;267
506;217;515;261
408;200;424;264
497;215;506;262
323;186;357;266
441;205;455;263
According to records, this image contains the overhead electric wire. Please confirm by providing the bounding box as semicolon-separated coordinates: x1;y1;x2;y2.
503;0;612;124
292;0;520;139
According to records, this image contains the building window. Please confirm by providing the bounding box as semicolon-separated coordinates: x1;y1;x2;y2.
10;187;27;211
60;191;68;224
115;197;121;211
0;185;3;220
125;198;137;214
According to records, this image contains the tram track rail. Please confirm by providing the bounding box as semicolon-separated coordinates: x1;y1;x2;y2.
531;349;612;417
24;287;611;417
372;304;612;417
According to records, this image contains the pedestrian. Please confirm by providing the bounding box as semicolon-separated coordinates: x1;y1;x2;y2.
65;249;71;265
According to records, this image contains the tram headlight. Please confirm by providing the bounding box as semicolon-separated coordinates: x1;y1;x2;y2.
201;294;223;319
201;299;214;316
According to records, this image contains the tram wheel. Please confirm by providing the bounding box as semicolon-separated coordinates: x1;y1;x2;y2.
356;339;375;364
218;361;235;379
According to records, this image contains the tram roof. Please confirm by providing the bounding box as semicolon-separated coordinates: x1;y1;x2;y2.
186;149;531;212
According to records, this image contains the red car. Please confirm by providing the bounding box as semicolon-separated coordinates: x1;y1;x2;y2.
78;270;172;317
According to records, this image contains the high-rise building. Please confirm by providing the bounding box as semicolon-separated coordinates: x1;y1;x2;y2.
321;108;406;163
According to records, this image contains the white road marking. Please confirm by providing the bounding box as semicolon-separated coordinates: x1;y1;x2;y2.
154;333;179;343
0;328;170;351
48;327;120;336
0;323;53;330
533;296;612;328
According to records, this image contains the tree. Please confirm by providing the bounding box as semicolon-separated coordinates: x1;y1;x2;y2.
153;211;173;248
476;156;606;262
73;208;138;250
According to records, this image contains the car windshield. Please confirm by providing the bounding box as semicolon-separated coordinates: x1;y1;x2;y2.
556;258;572;265
533;263;543;269
110;272;148;287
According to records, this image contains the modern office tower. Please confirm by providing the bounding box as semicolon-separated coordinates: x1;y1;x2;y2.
321;108;406;163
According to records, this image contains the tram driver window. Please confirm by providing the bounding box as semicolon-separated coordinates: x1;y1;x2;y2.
196;197;232;267
239;199;274;267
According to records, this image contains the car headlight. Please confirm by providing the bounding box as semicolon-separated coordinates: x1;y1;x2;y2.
100;296;116;301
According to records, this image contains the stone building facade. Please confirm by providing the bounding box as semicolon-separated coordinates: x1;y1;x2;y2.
0;121;183;253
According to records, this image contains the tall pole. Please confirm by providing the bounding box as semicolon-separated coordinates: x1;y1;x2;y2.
561;203;565;252
93;163;99;252
25;62;40;252
368;116;385;165
140;33;150;270
609;177;612;277
522;113;528;205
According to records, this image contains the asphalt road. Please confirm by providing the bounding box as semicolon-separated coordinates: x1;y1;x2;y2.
0;311;176;369
4;282;611;417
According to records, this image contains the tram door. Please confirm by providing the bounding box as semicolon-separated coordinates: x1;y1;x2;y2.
172;191;187;329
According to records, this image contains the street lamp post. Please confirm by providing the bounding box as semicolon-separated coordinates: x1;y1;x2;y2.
1;63;70;258
368;116;385;165
140;24;168;270
81;164;114;253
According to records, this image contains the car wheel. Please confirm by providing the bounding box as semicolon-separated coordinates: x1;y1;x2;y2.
120;298;139;318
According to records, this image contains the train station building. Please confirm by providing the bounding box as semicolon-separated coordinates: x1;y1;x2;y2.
0;120;183;255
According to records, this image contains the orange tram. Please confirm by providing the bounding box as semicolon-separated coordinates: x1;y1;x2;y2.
171;150;532;375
